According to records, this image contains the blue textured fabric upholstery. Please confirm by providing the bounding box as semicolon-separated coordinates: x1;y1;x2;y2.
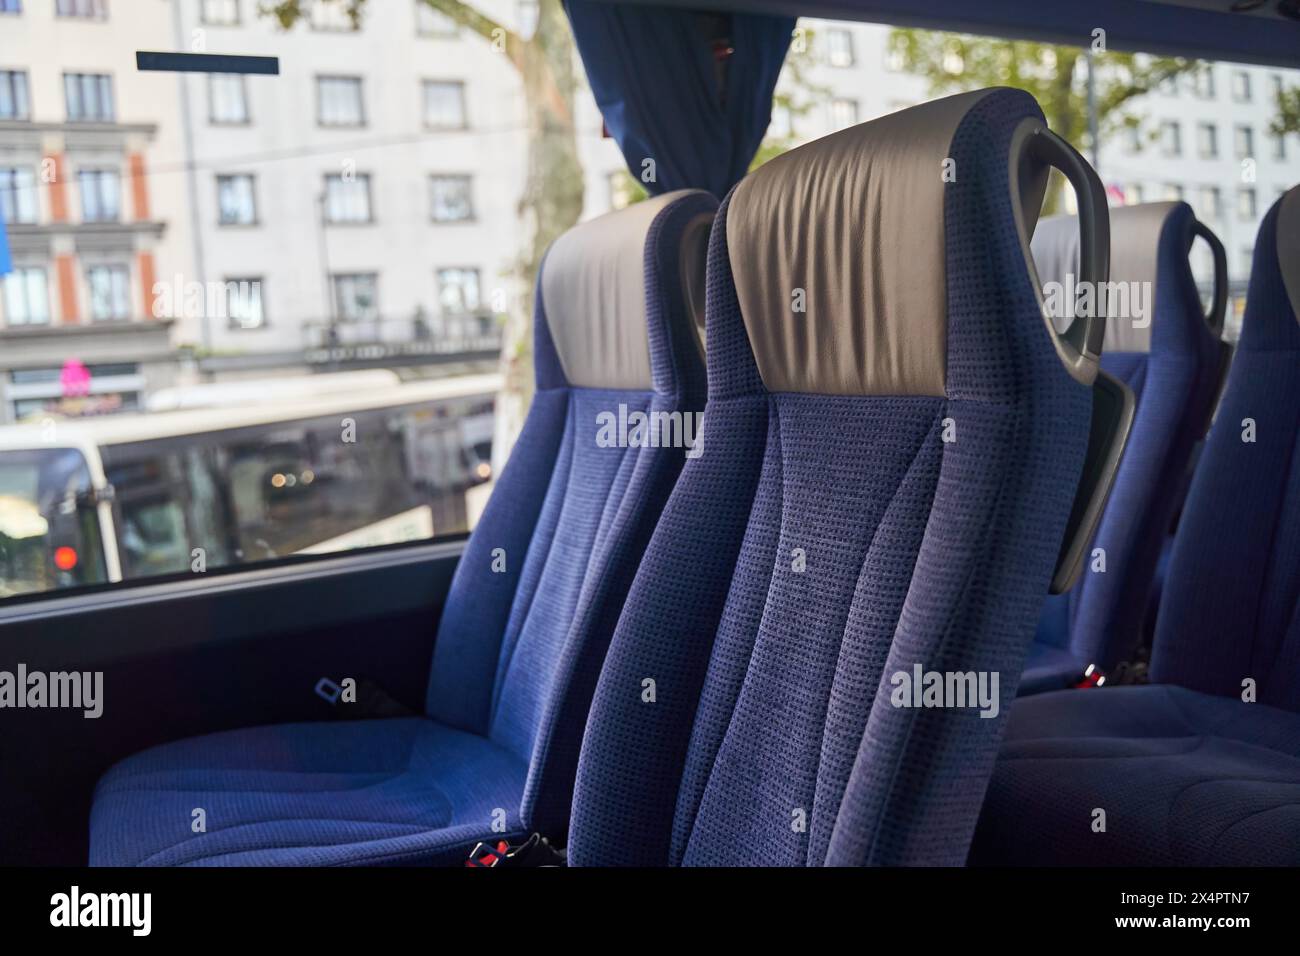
974;188;1300;866
90;720;528;867
1023;204;1222;694
567;89;1094;867
970;685;1300;865
88;190;717;866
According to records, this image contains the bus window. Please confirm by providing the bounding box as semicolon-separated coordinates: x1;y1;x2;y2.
0;449;108;599
108;456;198;579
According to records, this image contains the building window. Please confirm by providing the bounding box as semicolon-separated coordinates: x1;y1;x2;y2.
200;0;239;25
317;76;364;127
208;73;249;124
826;29;855;68
1189;68;1214;99
436;267;480;315
225;277;264;329
1240;246;1254;275
416;0;457;35
310;0;357;31
56;0;108;18
1235;124;1254;158
1125;124;1142;153
78;168;120;222
1196;122;1218;159
332;273;379;321
422;80;466;129
1237;187;1257;221
0;167;37;223
1124;183;1144;205
0;71;28;120
324;173;372;223
87;264;131;321
1272;131;1287;161
1231;70;1252;102
429;174;473;222
1163;183;1184;202
0;1;22;14
829;97;859;132
64;73;114;122
3;266;50;326
216;174;257;225
1159;120;1181;157
1158;74;1179;97
1198;186;1221;219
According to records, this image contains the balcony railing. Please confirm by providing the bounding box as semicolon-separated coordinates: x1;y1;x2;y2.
301;312;503;365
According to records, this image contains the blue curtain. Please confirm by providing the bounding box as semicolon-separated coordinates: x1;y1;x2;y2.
564;1;795;198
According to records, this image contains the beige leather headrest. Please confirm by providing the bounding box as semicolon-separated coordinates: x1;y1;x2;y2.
724;89;1003;397
542;190;705;389
1032;202;1184;353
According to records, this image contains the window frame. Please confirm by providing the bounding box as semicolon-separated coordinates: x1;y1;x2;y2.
86;263;132;322
422;79;468;130
215;173;258;226
0;165;38;224
3;264;51;326
224;276;266;330
330;271;381;322
208;73;251;125
77;167;122;223
429;173;475;223
323;172;374;225
316;75;366;128
64;72;115;123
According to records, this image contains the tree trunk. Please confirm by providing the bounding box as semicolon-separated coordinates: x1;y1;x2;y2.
492;0;585;470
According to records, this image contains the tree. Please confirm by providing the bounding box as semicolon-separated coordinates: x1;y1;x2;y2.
1271;83;1300;138
265;0;584;451
887;30;1201;211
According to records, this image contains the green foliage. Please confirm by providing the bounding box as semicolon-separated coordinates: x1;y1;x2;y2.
886;29;1200;154
1272;84;1300;137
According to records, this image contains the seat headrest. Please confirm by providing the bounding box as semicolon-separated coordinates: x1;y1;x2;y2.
1032;201;1214;353
723;88;1048;397
539;189;715;390
1279;185;1300;326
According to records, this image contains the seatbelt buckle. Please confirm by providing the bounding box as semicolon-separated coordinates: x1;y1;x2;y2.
464;833;565;867
1073;663;1106;688
314;677;343;704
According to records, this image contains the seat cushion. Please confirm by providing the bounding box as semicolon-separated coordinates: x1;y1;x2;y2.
90;719;528;866
970;684;1300;866
1019;641;1085;696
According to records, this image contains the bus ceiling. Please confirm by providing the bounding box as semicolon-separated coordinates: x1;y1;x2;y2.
611;0;1300;70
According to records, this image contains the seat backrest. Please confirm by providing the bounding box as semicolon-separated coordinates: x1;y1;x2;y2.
1031;202;1224;671
1152;186;1300;710
568;89;1104;867
425;189;717;837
